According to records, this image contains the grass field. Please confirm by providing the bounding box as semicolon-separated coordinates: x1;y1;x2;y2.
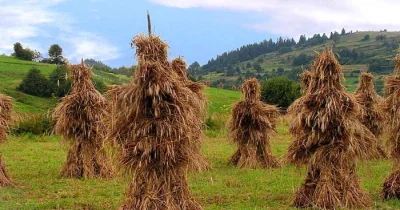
0;88;399;209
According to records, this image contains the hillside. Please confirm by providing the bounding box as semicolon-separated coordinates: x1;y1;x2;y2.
197;31;400;92
0;55;131;113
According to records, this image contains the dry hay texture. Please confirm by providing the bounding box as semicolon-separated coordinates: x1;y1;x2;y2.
382;54;400;199
290;48;379;209
108;34;202;210
52;62;113;178
354;72;386;159
171;57;209;172
286;70;313;165
0;93;13;186
228;78;280;169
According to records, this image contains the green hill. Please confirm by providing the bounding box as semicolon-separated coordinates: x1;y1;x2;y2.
0;55;131;113
198;31;400;92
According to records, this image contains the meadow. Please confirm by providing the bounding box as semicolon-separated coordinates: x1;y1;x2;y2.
0;86;399;209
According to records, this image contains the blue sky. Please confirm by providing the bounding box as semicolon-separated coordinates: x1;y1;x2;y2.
1;0;399;67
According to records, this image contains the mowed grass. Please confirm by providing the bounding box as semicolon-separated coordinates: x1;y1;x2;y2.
0;88;399;209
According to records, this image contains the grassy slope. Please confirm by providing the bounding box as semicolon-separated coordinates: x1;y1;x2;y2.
0;88;399;209
204;31;400;92
0;55;130;114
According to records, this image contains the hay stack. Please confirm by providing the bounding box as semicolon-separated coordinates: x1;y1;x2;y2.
286;70;313;165
52;61;113;178
0;94;13;186
382;55;400;199
171;57;209;172
108;34;202;209
292;48;378;209
354;72;386;159
229;78;279;168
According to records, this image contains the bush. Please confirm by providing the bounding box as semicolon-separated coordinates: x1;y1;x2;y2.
13;114;53;135
18;68;53;97
261;76;301;109
49;65;70;97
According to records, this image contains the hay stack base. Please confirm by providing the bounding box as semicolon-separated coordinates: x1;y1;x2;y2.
229;78;279;169
290;48;377;209
0;94;13;186
109;34;202;209
171;58;209;172
0;157;12;187
53;63;113;179
382;55;400;200
383;169;400;199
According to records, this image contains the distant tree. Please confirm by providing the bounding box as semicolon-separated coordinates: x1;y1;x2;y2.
235;66;241;74
260;76;301;109
48;44;63;64
253;63;263;73
188;61;200;75
246;62;252;69
33;50;43;61
376;35;387;41
13;42;24;58
361;34;370;41
298;35;307;45
329;32;334;39
236;76;243;85
245;70;254;78
226;65;235;76
197;75;203;81
333;32;340;43
277;67;285;76
18;68;53;97
341;28;346;35
49;65;70;97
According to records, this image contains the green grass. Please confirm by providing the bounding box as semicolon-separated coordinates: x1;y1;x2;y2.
0;55;130;114
1;119;399;209
0;87;399;209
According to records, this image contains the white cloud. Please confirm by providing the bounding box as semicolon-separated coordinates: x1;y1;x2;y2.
0;0;120;63
61;32;120;63
150;0;400;37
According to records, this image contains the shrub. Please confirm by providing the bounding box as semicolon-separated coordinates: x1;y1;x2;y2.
261;76;301;109
13;114;53;135
18;68;53;97
49;65;70;97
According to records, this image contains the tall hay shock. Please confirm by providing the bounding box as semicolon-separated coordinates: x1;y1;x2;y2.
171;57;210;172
286;70;313;165
228;78;280;169
292;48;378;209
354;72;386;159
382;55;400;199
0;94;13;186
108;34;202;210
52;62;113;178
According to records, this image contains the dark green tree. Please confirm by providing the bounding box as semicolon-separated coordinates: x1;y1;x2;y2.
18;68;53;97
261;76;300;109
341;28;346;35
48;44;63;64
13;42;24;58
49;65;71;97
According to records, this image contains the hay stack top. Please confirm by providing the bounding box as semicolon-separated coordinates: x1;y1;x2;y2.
171;57;187;79
310;48;344;92
241;78;261;102
69;61;95;92
355;72;382;103
132;34;168;62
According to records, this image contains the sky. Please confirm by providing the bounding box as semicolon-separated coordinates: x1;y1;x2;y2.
1;0;399;68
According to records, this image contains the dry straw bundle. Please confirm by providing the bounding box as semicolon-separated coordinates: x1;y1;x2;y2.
0;93;13;186
171;57;209;172
286;70;313;165
354;72;386;158
382;55;400;199
291;48;378;209
228;78;280;168
52;61;113;178
108;34;202;209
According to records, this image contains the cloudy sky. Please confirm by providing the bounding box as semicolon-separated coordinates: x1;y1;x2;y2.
0;0;398;67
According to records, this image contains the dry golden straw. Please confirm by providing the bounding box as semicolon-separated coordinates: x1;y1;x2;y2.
228;78;280;168
382;54;400;199
354;72;386;159
52;61;113;178
171;57;209;172
290;48;378;209
108;34;202;209
286;70;313;165
0;93;13;186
